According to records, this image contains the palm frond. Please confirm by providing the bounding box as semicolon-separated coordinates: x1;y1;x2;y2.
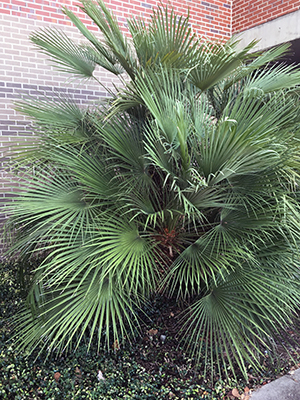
63;5;127;76
15;272;141;354
181;260;300;378
224;42;291;88
243;63;300;95
188;40;257;91
128;5;198;69
30;28;96;79
78;0;137;79
15;94;86;133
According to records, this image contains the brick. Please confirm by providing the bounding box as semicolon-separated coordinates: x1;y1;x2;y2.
6;94;19;98
66;89;81;93
23;84;38;89
38;86;52;90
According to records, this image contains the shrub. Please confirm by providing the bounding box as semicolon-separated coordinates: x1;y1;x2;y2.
4;0;300;378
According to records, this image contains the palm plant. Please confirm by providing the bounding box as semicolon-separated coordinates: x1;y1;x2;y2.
5;0;300;378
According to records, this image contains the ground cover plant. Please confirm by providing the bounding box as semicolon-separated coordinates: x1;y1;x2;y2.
4;0;300;382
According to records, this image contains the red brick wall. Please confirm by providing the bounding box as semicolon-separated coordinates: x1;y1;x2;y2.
0;0;232;39
232;0;300;33
0;0;232;144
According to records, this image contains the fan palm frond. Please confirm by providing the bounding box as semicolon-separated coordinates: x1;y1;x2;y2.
30;28;96;79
